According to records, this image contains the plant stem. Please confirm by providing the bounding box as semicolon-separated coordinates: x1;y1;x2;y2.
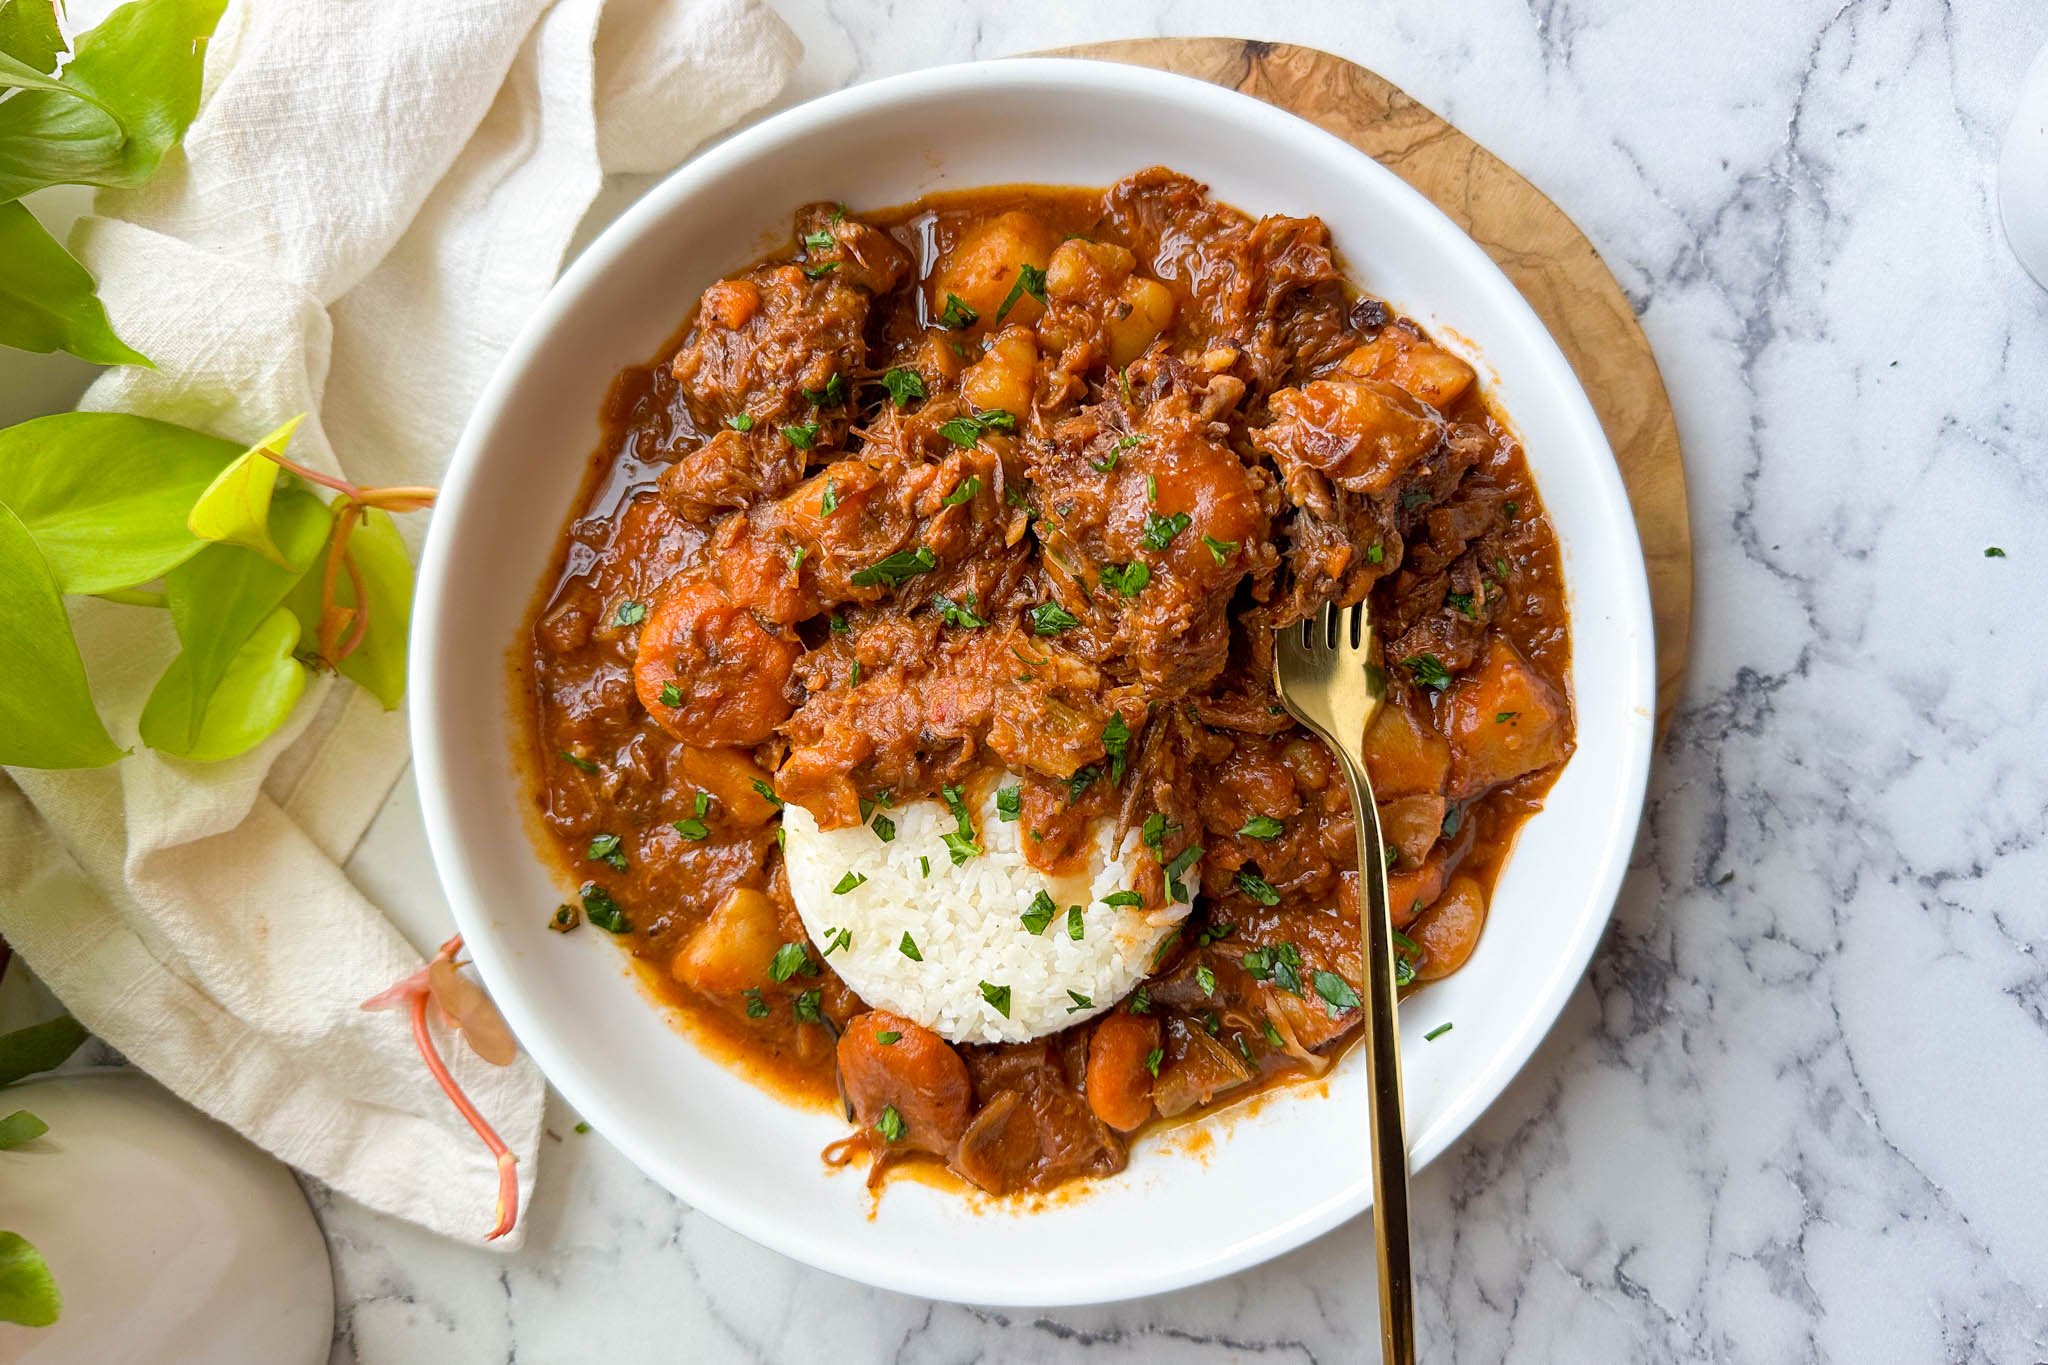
407;935;518;1241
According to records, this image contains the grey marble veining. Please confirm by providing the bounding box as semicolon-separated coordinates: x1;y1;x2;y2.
321;1;2048;1360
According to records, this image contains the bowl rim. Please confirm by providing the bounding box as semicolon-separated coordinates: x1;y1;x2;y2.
412;55;1656;1305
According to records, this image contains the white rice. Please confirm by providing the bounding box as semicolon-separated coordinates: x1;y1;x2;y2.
782;779;1191;1044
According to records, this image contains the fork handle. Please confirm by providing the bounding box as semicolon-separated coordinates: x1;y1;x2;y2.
1337;754;1416;1365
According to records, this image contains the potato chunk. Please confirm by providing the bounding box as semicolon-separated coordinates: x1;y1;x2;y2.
1443;638;1571;798
931;211;1057;326
670;887;781;999
1410;874;1486;979
1361;698;1451;798
1337;324;1476;409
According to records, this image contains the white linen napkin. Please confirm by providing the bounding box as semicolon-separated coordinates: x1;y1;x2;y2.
0;0;798;1245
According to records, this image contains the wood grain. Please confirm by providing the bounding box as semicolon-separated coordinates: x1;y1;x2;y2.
1045;38;1693;736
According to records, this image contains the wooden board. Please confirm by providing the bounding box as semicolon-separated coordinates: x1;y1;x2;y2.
1046;38;1693;735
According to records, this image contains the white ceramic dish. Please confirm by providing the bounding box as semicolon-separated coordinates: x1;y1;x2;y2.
413;58;1656;1306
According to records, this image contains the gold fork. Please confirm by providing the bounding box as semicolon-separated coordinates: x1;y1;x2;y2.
1274;599;1415;1365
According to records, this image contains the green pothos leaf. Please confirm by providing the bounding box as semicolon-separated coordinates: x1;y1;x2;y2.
0;1014;88;1086
0;1110;48;1149
142;485;331;753
0;200;151;365
0;0;227;202
0;1231;60;1327
286;506;412;709
0;0;66;74
185;415;307;567
0;412;241;594
0;504;122;769
138;606;307;763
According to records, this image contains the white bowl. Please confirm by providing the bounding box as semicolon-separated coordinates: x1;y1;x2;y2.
413;58;1656;1306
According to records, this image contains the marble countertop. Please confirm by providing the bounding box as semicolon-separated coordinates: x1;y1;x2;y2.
302;1;2048;1359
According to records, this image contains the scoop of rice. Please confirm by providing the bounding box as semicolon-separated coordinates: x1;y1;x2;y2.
782;782;1189;1044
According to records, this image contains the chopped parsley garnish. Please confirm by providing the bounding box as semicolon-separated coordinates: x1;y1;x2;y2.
587;832;627;871
1140;812;1170;853
1066;990;1093;1014
800;261;836;279
614;600;647;627
580;883;629;933
558;750;600;774
1392;929;1422;987
549;903;580;932
1402;653;1454;691
993;262;1048;323
751;779;782;808
1067;904;1085;940
876;1029;902;1046
941;475;982;507
693;790;711;818
1140;510;1192;551
1196;922;1236;947
1442;806;1463;838
1504;500;1520;519
1494;711;1520;724
919;856;930;879
821;926;852;956
804;373;846;408
1092;433;1143;472
727;413;755;432
850;545;937;588
1164;845;1202;903
831;870;868;895
1384;842;1400;872
1424;1021;1454;1042
659;681;683;708
1238;815;1284;841
939;784;981;863
1101;889;1143;908
1128;987;1152;1015
782;422;820;450
881;367;927;407
1262;1017;1285;1049
932;592;986;628
1029;601;1079;635
937;292;979;329
1313;971;1361;1018
899;933;923;961
794;989;824;1024
1235;869;1281;905
849;660;862;687
820;478;838;516
1366;541;1385;565
1201;534;1239;564
769;942;812;981
744;987;770;1018
1400;487;1431;512
995;785;1021;821
978;981;1012;1017
672;817;709;840
1197;964;1217;996
1985;546;2007;558
828;613;850;636
1143;1047;1164;1078
1021;891;1057;935
1146;473;1158;503
1242;942;1304;996
800;228;836;253
1101;713;1131;783
937;410;1016;448
871;813;896;842
875;1105;905;1142
1446;590;1477;619
788;545;807;573
1099;561;1151;596
1065;765;1100;805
